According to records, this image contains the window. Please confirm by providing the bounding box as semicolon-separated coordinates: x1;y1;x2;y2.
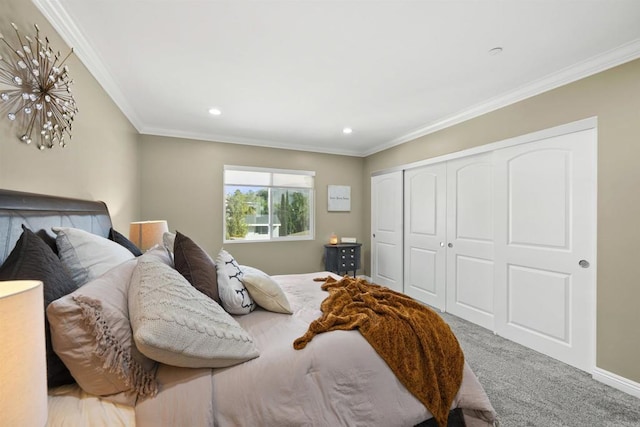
224;165;315;242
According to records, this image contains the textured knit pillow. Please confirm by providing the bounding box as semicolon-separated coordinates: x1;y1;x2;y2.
46;259;157;405
53;227;135;286
129;258;259;368
241;266;292;314
173;231;220;303
215;249;255;315
0;225;77;388
109;228;143;257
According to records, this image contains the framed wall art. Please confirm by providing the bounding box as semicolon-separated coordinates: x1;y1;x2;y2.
327;185;351;212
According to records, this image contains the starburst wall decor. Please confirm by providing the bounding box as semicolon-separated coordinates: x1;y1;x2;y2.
0;23;77;150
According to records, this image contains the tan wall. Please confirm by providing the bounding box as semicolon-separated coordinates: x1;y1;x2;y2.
363;58;640;383
0;0;140;231
139;135;364;275
4;0;638;386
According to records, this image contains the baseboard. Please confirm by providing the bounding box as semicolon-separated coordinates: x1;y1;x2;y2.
592;367;640;399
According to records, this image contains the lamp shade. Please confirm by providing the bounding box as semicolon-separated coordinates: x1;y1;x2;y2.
0;280;47;426
129;220;169;251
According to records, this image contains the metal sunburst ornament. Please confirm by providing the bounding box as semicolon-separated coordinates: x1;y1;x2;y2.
0;23;77;150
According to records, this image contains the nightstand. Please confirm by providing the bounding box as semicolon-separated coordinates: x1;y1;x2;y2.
324;243;362;277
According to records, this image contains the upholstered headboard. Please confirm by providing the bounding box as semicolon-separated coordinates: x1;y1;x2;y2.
0;189;112;264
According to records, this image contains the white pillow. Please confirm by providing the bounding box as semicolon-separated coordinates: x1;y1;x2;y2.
142;244;174;267
162;232;176;252
241;266;292;314
53;227;135;286
129;258;259;368
215;249;256;315
162;232;176;263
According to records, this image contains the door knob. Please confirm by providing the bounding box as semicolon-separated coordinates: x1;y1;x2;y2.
578;260;590;268
372;233;376;238
447;243;453;248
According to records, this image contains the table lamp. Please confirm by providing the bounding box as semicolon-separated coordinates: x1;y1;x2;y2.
0;280;47;426
129;220;169;251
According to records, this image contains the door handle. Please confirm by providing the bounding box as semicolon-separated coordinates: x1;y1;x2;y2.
372;233;375;238
578;260;590;268
447;243;453;248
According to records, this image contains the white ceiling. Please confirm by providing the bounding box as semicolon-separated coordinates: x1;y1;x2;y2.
34;0;640;157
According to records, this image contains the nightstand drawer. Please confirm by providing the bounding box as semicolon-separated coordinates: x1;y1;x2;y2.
324;243;362;277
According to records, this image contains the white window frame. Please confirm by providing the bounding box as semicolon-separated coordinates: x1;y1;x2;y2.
223;165;315;243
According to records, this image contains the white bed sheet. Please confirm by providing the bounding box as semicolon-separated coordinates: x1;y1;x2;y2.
47;384;135;427
212;272;496;427
47;272;496;427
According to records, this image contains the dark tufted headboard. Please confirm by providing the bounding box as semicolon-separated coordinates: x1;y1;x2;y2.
0;189;112;264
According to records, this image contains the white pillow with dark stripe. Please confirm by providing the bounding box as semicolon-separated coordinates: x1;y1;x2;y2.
215;249;256;315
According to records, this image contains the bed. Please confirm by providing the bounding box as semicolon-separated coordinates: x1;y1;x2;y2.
0;188;497;427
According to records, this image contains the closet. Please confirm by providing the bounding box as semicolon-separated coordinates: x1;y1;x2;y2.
371;119;596;371
371;171;403;293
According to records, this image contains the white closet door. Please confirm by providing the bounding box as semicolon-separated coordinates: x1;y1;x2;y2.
404;163;447;310
371;171;403;292
445;153;495;329
493;129;596;371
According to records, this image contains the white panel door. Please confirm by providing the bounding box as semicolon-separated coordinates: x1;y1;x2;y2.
493;129;596;371
445;153;495;330
404;163;447;309
371;171;403;292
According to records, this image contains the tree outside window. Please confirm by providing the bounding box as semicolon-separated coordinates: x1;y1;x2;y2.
224;167;314;242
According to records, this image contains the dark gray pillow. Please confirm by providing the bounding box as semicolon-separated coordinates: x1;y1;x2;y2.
173;231;220;304
35;229;58;255
0;225;78;388
109;227;143;257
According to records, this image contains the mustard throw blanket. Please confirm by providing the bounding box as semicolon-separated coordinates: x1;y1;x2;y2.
293;276;464;427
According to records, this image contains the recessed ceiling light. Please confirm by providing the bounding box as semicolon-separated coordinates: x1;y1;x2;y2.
208;108;222;116
488;47;503;56
342;127;353;135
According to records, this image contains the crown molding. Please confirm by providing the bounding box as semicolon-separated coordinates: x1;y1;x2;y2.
140;126;364;157
362;38;640;157
32;0;144;132
31;0;640;158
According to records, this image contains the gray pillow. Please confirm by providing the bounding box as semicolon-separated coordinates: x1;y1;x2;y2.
109;228;143;257
0;226;77;388
53;227;135;286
